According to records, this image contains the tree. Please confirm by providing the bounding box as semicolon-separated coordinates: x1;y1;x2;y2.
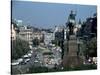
11;38;30;60
87;37;97;57
82;37;97;59
32;38;39;46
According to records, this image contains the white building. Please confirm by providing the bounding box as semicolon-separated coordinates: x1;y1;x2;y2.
33;32;43;40
44;32;54;45
18;26;33;48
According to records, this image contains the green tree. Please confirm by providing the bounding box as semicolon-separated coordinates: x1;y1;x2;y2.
32;38;39;46
87;37;97;57
82;37;97;58
11;38;30;60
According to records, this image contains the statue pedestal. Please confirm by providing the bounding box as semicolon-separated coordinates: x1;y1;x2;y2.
63;35;83;68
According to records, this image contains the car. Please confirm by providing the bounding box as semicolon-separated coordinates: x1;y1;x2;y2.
27;53;32;57
24;58;30;63
17;58;23;62
20;61;26;65
12;58;24;66
11;61;19;66
11;62;19;66
34;60;39;63
23;54;29;58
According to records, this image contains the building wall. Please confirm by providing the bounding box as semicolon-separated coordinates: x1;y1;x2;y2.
33;32;43;40
44;32;54;45
11;24;16;40
18;26;33;46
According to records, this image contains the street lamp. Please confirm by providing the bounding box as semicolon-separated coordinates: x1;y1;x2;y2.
83;35;89;60
77;37;83;57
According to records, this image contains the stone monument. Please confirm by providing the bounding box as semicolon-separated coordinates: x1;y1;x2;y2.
67;10;76;35
63;10;83;68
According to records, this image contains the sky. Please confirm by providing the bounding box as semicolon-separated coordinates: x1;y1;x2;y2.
12;1;97;28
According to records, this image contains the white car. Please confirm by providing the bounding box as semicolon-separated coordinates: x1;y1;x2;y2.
11;62;19;66
24;58;30;63
27;53;32;57
34;60;39;63
11;60;19;66
17;58;23;62
12;58;24;66
23;54;29;58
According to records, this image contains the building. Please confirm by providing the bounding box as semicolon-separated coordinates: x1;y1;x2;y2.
33;31;43;40
11;23;16;40
18;26;33;48
54;26;64;41
44;32;54;45
11;21;19;40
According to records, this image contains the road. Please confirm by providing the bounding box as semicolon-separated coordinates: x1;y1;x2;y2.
11;49;42;74
12;45;62;74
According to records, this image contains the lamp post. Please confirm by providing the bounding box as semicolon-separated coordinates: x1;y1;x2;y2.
83;35;89;60
77;37;83;57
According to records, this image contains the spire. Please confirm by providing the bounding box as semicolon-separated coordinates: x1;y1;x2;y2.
78;19;81;24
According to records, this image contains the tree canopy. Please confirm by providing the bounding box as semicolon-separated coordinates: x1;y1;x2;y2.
11;38;30;60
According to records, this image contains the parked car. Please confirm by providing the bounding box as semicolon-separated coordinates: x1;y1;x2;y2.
24;58;30;63
17;58;23;63
27;53;32;57
11;61;19;66
23;54;29;58
20;61;26;65
12;58;24;66
34;60;39;63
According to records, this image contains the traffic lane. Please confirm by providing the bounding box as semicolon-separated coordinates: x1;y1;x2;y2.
11;50;38;73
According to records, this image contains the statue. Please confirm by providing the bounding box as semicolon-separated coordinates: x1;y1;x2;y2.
67;10;76;35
